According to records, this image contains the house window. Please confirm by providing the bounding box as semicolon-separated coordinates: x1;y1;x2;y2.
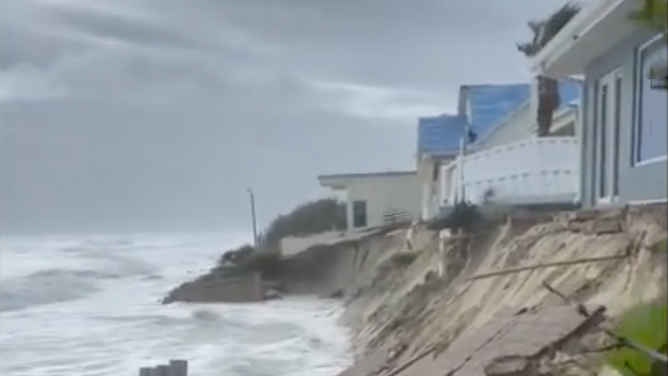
598;84;608;199
352;200;367;228
635;37;668;164
613;76;622;196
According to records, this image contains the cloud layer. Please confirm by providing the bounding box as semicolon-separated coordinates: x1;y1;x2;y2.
0;0;573;234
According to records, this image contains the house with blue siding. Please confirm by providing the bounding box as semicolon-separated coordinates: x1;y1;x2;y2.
531;0;667;207
416;83;531;219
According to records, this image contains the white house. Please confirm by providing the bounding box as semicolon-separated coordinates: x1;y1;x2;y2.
530;0;667;207
415;79;583;218
318;171;421;230
476;81;582;150
416;84;532;221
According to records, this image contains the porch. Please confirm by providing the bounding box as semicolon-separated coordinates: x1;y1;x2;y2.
439;137;580;207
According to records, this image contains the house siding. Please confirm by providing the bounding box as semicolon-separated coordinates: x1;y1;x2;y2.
417;156;455;220
582;29;667;207
477;103;534;149
342;173;421;229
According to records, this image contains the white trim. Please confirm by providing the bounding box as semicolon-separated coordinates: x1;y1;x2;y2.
595;68;622;204
597;196;617;206
635;155;668;167
633;36;668;166
627;198;668;205
530;0;627;74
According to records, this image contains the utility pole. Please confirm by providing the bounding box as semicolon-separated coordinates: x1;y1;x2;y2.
247;188;259;248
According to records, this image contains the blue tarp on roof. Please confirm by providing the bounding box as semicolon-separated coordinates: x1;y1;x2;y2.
416;80;583;156
417;83;530;156
417;115;467;155
465;83;531;135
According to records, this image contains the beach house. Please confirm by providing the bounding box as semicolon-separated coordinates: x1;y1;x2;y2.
417;83;531;220
418;80;584;221
530;0;667;207
318;171;421;230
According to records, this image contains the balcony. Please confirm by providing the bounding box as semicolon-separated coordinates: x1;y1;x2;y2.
440;137;580;206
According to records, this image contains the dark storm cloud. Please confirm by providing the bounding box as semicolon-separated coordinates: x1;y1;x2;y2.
0;0;575;234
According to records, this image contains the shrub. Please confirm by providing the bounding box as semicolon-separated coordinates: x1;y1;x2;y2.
258;198;347;250
603;299;667;376
218;244;255;266
441;202;483;233
235;251;282;271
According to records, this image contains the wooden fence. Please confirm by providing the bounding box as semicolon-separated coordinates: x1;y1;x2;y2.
138;359;188;376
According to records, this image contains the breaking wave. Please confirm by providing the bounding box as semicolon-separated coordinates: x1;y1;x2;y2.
1;234;353;376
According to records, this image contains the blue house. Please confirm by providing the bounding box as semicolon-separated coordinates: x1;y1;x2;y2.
416;83;531;218
417;83;531;158
531;0;667;208
417;80;587;219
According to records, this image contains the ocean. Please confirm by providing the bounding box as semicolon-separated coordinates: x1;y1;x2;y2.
0;233;353;376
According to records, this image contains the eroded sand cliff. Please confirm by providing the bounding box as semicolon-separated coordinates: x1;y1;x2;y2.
327;204;667;376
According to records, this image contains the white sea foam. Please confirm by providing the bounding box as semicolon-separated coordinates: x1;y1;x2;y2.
1;233;353;376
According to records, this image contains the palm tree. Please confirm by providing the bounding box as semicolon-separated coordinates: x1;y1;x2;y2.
517;3;581;136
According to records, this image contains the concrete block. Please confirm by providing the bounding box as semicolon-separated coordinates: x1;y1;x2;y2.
587;218;622;234
168;359;188;376
155;364;170;376
139;367;154;376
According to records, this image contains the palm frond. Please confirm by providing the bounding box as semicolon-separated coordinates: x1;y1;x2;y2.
516;2;582;57
540;2;582;46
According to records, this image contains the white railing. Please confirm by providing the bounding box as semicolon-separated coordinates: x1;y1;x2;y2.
440;137;580;206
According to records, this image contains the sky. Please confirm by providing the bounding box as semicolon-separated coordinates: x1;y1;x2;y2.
0;0;574;235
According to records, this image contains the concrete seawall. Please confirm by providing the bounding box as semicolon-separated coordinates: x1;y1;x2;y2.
276;226;407;297
163;271;264;304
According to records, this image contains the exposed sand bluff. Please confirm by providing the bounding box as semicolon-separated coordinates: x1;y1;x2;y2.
309;204;667;376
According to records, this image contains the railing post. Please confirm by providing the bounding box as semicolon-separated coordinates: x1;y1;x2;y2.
457;137;466;202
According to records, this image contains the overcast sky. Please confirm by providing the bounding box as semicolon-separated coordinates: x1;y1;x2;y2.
0;0;573;235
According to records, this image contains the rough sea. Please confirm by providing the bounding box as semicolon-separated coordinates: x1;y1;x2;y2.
0;233;353;376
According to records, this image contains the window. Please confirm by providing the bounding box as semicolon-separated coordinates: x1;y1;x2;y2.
598;84;608;198
352;200;367;228
613;76;622;196
635;37;668;164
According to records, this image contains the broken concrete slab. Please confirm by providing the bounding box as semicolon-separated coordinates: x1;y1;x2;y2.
366;304;605;376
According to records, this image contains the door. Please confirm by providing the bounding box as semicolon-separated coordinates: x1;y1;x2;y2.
594;69;622;204
352;200;367;228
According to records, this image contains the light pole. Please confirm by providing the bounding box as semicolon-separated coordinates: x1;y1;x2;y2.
247;188;259;248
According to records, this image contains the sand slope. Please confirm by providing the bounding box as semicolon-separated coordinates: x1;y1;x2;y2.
334;204;667;375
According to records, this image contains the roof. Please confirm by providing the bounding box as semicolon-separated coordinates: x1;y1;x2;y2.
417;83;531;156
462;83;531;134
416;114;467;156
318;170;416;189
530;0;639;78
475;79;580;143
